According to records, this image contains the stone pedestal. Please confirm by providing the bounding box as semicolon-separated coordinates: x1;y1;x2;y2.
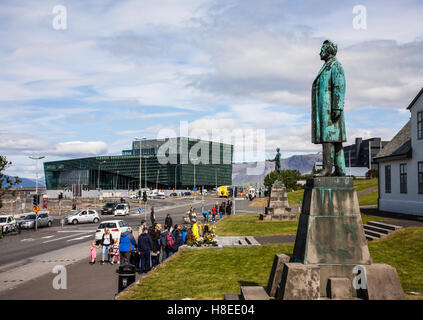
228;177;406;300
260;182;296;221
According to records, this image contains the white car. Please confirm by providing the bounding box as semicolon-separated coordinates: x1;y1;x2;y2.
64;209;100;225
114;203;130;216
0;215;18;233
129;194;138;199
95;220;132;245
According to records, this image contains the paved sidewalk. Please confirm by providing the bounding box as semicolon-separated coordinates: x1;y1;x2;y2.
0;257;140;300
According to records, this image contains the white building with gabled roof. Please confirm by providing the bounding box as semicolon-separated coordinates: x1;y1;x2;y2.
374;88;423;216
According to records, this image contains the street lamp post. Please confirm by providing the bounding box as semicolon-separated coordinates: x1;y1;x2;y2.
29;155;45;232
191;157;198;200
134;137;146;208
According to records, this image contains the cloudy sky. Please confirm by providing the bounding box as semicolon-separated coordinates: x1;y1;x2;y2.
1;0;422;178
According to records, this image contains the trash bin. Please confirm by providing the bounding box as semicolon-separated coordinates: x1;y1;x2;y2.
116;264;136;293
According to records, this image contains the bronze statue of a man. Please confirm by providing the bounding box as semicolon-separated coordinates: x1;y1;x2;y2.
312;40;346;176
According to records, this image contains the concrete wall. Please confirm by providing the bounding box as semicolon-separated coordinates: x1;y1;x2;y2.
378;94;423;216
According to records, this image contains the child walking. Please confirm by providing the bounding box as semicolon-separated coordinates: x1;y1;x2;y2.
89;241;98;264
111;239;120;264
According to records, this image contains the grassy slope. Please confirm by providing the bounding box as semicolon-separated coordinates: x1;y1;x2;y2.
118;243;294;300
119;227;423;300
214;214;298;236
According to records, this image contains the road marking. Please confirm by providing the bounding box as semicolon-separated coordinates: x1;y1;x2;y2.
57;230;96;233
41;235;55;239
42;233;87;244
20;238;34;242
67;234;93;242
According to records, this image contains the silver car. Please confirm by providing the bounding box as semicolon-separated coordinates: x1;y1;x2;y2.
64;209;100;225
19;213;53;229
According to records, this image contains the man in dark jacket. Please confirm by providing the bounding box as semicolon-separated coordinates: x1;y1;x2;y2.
160;225;171;262
138;227;153;274
150;206;155;226
149;223;161;267
171;224;183;252
119;229;137;265
164;214;173;230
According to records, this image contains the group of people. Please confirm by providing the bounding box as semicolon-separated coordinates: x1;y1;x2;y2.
89;214;190;274
197;200;233;223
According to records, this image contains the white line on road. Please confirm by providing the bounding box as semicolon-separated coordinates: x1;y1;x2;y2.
42;233;87;244
67;234;93;242
57;230;96;233
41;235;55;239
20;238;34;242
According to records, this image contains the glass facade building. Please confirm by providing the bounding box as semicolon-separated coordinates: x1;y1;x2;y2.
44;137;233;191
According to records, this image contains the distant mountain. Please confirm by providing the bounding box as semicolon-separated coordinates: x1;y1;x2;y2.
232;152;322;185
6;176;45;188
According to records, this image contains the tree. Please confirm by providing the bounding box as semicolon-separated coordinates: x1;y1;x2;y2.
0;156;21;208
366;168;378;179
264;169;303;191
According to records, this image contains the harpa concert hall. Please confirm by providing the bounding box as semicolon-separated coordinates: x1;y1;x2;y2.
43;137;233;196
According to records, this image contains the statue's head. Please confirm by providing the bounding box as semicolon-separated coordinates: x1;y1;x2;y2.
320;40;337;61
276;147;280;152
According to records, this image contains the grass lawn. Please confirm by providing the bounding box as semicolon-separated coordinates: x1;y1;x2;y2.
358;190;378;206
368;227;423;298
214;214;389;237
119;227;423;300
215;214;298;236
250;179;379;207
118;243;294;300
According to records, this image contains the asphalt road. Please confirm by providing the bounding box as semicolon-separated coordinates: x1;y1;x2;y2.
0;197;225;267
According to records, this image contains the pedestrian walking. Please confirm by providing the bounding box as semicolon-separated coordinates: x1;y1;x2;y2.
140;219;147;230
211;205;217;222
119;228;137;265
89;241;98;264
149;223;161;267
138;227;153;274
219;201;226;218
111;239;120;264
150;206;155;226
165;214;173;230
100;228;114;264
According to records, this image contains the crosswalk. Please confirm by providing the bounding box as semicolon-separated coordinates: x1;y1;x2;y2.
20;229;96;244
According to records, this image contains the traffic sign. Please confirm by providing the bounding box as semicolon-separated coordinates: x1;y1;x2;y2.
193;187;198;191
33;205;40;213
137;207;142;213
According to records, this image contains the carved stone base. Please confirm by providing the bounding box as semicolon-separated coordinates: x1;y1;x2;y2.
260;183;297;221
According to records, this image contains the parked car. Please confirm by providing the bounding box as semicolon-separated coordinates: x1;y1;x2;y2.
18;213;54;229
64;209;100;225
114;203;130;216
95;220;131;245
182;191;192;196
0;215;19;233
152;194;165;199
101;202;117;215
129;194;138;199
169;192;178;197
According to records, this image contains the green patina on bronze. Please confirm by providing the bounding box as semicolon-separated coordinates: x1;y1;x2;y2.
312;40;347;177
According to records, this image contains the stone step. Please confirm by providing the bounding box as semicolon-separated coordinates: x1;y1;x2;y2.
245;236;260;246
241;286;271;300
364;229;385;238
367;221;402;231
363;224;390;235
224;293;241;300
365;234;379;241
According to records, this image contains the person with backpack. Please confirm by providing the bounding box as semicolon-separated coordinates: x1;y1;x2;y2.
181;226;188;244
171;224;183;252
137;227;153;274
160;225;171;262
119;228;137;265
